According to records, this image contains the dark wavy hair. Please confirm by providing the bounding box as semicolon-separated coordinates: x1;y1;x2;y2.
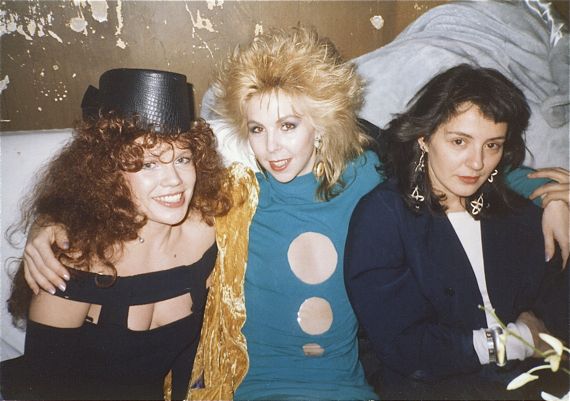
8;114;231;322
379;64;530;218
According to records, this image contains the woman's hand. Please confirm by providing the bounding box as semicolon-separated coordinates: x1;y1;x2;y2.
529;167;570;207
529;168;570;267
24;223;70;295
516;311;550;358
541;200;569;267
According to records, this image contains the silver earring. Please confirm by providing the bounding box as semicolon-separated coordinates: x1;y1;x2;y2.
487;169;498;183
414;149;426;173
410;186;425;203
470;193;484;215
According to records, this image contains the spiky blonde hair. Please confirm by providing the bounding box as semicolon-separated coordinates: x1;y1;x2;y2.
211;26;370;200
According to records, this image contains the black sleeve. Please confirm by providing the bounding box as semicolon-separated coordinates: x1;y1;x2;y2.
0;320;85;400
533;249;570;343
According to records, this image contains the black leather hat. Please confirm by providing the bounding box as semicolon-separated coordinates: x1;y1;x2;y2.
81;68;195;133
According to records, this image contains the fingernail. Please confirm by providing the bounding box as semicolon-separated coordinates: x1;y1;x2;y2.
545;254;552;262
48;287;56;295
63;273;70;281
58;283;66;292
62;241;70;250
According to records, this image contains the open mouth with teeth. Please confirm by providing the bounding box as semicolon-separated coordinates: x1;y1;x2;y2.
269;158;291;172
153;192;185;207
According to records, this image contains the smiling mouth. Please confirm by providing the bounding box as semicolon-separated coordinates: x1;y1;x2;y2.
269;159;291;172
153;192;185;207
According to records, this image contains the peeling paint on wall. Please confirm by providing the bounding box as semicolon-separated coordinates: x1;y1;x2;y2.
0;75;10;94
116;37;126;49
370;15;384;30
206;0;224;11
16;24;33;40
1;8;56;40
48;29;63;43
187;8;217;33
413;2;428;12
115;0;123;36
67;0;109;36
69;16;88;34
27;20;37;36
88;0;108;22
1;0;445;132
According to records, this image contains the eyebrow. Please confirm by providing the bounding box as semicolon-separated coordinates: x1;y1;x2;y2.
444;131;506;141
247;114;301;125
277;114;301;122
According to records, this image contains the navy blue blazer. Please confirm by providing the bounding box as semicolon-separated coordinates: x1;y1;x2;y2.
345;180;568;384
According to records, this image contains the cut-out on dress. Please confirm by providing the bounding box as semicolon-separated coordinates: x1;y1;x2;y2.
1;243;216;401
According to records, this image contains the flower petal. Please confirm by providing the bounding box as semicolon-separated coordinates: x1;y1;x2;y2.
545;354;561;372
541;391;561;401
507;372;539;390
541;391;569;401
539;333;564;355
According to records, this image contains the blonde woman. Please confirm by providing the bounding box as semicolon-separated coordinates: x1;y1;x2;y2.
189;27;380;400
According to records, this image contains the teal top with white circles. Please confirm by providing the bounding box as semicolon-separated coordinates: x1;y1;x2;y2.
235;150;381;401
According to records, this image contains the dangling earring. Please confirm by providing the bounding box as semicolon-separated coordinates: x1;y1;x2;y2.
470;193;484;215
409;149;427;205
410;186;425;203
487;169;498;183
314;136;323;151
313;135;325;178
414;149;426;173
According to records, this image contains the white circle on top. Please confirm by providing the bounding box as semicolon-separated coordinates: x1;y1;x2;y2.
288;232;337;284
297;297;333;335
303;343;325;357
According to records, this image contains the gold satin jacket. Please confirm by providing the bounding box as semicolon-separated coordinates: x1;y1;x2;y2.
186;163;259;401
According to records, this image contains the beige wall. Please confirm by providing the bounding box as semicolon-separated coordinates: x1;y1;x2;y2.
1;0;446;131
1;0;567;132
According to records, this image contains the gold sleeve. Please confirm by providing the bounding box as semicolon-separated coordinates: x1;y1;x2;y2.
186;163;259;401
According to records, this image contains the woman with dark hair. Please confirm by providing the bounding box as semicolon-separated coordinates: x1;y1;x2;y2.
345;64;569;400
0;69;231;400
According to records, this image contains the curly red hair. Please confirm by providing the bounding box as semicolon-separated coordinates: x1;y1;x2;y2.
8;114;231;321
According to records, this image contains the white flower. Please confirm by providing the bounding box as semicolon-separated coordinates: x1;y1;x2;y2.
507;372;539;390
540;333;564;356
545;354;561;372
541;390;569;401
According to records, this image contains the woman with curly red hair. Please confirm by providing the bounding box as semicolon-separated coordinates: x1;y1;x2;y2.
1;68;230;400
